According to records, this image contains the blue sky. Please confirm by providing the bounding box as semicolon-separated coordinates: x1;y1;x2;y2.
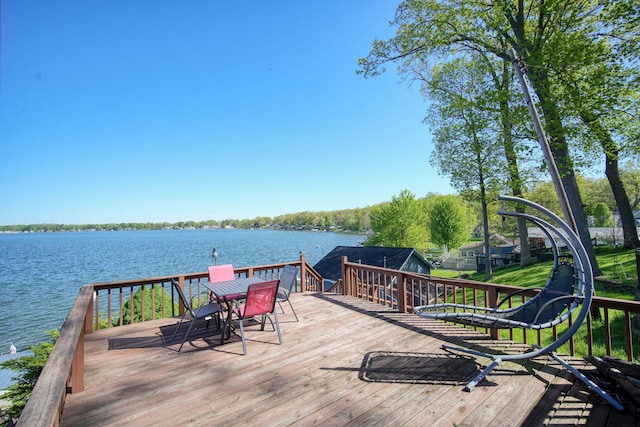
0;1;455;225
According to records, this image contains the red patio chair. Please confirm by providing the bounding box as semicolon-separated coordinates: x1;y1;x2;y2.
230;280;282;355
208;264;245;302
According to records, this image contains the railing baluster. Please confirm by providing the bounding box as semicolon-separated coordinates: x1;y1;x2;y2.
119;289;124;327
568;314;574;355
107;289;112;328
586;314;593;356
161;282;166;319
141;284;146;322
604;308;612;355
624;311;633;361
94;290;100;331
129;286;135;323
150;284;156;320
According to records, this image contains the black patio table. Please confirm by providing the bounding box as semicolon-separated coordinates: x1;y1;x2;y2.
204;276;266;344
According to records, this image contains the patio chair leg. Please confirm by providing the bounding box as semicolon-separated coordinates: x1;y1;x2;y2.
177;321;195;352
273;310;283;345
550;352;624;411
287;299;299;322
277;300;299;321
171;320;184;341
238;319;247;356
260;314;276;331
220;324;229;344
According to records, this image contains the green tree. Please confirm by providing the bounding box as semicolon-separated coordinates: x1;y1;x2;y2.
621;159;640;210
428;195;472;253
553;7;640;249
366;189;428;251
357;0;622;275
592;202;614;227
526;179;564;218
426;56;508;279
582;175;616;212
0;330;59;425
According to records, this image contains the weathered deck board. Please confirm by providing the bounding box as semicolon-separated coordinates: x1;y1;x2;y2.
60;293;635;426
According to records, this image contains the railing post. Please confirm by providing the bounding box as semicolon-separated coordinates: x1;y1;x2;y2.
18;285;95;426
71;285;94;393
396;272;406;313
299;252;307;292
71;330;85;393
177;277;186;317
93;290;100;332
86;290;94;335
342;256;348;296
488;286;500;339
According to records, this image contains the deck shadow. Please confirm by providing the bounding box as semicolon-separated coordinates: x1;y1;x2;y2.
108;336;165;350
358;351;481;385
313;293;572;387
313;293;493;348
108;320;223;350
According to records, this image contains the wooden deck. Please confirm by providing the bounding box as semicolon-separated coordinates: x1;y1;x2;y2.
60;293;637;426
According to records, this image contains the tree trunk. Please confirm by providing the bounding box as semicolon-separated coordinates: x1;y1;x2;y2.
527;68;602;277
496;61;531;266
516;217;530;265
482;197;493;280
476;142;493;280
506;2;600;275
606;153;640;249
577;109;640;249
601;138;640;250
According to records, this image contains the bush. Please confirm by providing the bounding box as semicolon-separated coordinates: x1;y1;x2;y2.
114;284;177;327
0;330;58;426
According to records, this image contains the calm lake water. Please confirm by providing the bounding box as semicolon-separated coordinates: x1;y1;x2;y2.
0;229;364;352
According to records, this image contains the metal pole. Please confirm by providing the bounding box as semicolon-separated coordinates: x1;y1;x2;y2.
508;48;577;233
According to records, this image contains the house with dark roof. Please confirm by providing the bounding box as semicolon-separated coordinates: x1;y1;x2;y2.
313;246;434;306
313;246;433;285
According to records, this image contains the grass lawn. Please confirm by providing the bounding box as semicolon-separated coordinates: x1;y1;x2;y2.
430;268;475;279
435;245;639;300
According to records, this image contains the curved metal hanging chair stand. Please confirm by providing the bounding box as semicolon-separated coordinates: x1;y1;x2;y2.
414;195;623;410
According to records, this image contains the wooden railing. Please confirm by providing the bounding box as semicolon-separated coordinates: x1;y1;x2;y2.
339;258;640;362
91;255;322;330
18;255;640;426
16;256;321;427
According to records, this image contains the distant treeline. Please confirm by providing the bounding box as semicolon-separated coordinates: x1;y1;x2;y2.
0;207;374;234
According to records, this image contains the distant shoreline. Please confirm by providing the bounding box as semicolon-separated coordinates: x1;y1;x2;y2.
0;227;369;235
0;209;373;235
